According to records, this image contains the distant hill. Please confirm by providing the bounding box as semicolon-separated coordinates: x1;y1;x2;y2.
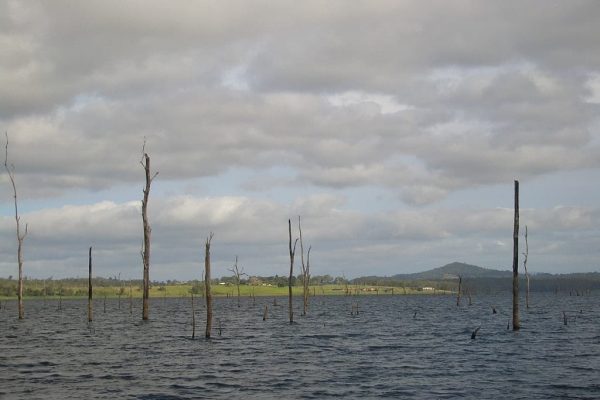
351;261;600;293
392;262;512;280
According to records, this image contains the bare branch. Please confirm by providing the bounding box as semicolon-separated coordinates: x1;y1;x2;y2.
298;216;306;274
4;131;8;169
140;136;147;165
20;223;28;240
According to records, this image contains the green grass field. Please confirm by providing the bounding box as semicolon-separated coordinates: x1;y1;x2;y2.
0;283;451;300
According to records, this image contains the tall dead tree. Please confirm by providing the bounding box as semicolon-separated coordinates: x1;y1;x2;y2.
512;180;520;330
288;219;298;324
4;133;27;320
298;216;311;316
523;225;530;309
456;275;462;306
140;140;158;321
88;247;93;322
228;256;246;308
205;233;214;338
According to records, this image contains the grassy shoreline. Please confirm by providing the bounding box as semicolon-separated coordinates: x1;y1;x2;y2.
0;284;452;300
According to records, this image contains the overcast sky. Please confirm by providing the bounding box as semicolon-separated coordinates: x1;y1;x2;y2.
1;1;600;280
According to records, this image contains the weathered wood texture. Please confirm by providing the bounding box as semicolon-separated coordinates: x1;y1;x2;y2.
88;247;93;322
512;180;520;331
288;219;298;324
140;141;158;321
205;233;214;338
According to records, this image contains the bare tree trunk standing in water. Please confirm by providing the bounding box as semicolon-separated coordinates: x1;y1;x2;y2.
191;292;196;339
129;282;133;315
523;225;530;310
140;140;158;321
4;133;27;320
456;275;462;306
205;233;214;338
228;256;246;308
512;180;520;331
288;219;298;324
298;216;311;316
88;247;93;322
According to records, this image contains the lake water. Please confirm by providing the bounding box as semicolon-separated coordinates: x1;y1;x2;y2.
1;293;599;399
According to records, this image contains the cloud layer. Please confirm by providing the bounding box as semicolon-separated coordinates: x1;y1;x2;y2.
1;195;598;279
1;1;599;277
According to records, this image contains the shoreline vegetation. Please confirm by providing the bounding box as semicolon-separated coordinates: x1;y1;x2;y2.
0;281;452;301
2;260;599;301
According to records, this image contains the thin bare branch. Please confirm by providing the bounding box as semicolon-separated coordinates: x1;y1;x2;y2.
229;255;247;307
140;136;147;165
298;216;306;274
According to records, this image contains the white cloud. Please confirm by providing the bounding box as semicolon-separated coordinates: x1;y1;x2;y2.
327;91;412;115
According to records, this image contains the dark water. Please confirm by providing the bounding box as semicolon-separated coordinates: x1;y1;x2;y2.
1;293;599;399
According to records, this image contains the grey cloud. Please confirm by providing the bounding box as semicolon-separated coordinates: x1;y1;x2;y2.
2;1;600;204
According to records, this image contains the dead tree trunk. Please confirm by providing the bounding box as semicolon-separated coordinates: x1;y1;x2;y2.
456;275;462;306
512;180;520;331
288;219;298;324
523;225;530;310
305;247;311;308
4;133;27;320
140;141;158;321
191;292;196;339
129;282;133;315
118;273;122;309
205;233;214;338
228;256;246;308
88;247;93;322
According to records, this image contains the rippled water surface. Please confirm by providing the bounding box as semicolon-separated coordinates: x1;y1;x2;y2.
1;293;599;399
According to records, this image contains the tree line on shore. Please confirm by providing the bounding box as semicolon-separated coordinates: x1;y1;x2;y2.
2;271;596;299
